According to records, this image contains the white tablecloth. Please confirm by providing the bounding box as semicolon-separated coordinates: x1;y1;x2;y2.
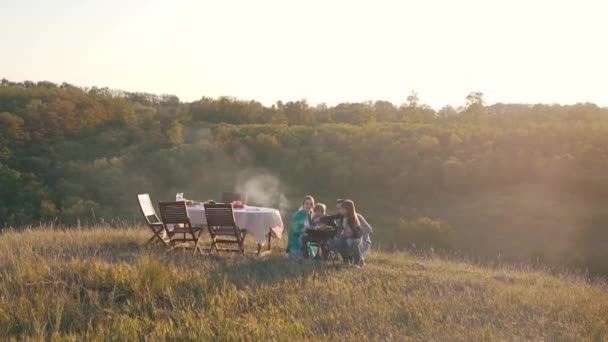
187;205;284;245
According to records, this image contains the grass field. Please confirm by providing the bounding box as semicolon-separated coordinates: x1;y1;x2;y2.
1;227;607;341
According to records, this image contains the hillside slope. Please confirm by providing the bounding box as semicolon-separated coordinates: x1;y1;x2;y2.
0;227;606;341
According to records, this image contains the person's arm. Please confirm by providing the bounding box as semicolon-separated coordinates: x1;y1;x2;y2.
358;214;372;234
320;214;341;228
287;211;298;239
287;210;305;252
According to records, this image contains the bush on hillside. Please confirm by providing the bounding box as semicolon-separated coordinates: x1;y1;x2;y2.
398;217;453;251
576;210;608;275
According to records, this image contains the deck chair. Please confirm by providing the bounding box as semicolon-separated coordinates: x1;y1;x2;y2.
204;203;246;255
137;194;168;246
221;192;248;204
158;201;204;254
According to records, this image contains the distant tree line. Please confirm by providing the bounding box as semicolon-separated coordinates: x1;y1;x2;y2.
1;79;607;228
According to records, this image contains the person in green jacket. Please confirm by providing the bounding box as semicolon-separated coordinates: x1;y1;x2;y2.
286;195;314;259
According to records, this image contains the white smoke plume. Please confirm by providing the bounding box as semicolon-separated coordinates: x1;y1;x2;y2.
234;172;291;213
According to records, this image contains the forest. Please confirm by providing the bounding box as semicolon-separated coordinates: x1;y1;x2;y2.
1;79;608;274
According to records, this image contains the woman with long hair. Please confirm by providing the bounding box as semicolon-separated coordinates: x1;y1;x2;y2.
336;199;364;266
286;195;314;259
336;198;373;260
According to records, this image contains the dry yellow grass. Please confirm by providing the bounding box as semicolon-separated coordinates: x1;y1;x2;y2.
0;226;607;341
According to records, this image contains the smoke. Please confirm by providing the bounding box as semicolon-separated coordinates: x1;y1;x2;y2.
234;171;291;213
187;127;213;145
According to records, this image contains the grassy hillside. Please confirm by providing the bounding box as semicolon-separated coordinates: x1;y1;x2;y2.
3;81;608;276
1;227;607;341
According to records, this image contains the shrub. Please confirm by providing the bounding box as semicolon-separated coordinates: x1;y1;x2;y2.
398;217;453;251
576;210;608;275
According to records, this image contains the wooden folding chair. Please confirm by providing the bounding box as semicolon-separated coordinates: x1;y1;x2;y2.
137;194;168;246
158;201;204;254
204;203;247;255
221;192;248;204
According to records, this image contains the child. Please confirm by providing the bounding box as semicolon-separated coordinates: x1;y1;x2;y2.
300;203;328;259
311;203;328;229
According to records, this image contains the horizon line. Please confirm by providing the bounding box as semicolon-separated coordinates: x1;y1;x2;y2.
2;77;606;110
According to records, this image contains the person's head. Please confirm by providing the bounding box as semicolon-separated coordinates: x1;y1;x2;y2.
336;198;345;212
313;203;326;216
339;199;360;227
302;195;315;212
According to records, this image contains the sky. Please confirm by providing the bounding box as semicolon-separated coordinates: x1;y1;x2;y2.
1;0;607;109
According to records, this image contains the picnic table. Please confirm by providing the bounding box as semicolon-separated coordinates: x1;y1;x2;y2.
187;205;284;254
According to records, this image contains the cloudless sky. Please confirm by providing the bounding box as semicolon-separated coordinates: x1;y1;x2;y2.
1;0;607;108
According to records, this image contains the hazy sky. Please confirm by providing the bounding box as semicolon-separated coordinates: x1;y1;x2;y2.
1;0;607;108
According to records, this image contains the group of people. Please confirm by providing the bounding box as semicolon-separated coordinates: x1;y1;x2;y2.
286;196;372;267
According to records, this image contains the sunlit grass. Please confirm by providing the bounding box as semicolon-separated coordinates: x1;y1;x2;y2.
0;226;606;340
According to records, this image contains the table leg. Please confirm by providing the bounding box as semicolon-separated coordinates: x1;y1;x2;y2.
267;231;272;251
257;230;272;256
